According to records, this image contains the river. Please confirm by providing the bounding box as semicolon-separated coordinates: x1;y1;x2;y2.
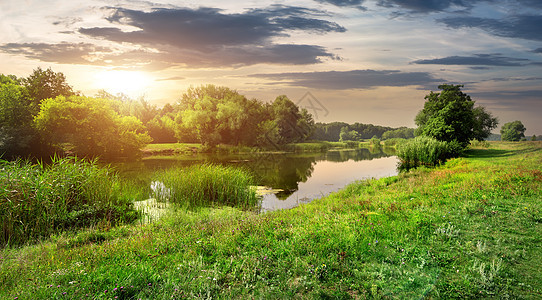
112;147;399;212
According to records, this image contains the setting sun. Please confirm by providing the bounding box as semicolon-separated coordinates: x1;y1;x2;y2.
94;70;151;96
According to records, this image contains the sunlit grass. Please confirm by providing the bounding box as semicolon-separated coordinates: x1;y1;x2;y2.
0;142;540;299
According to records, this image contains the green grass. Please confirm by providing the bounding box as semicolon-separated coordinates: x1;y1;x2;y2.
141;143;203;155
0;157;142;247
152;164;259;210
1;142;541;299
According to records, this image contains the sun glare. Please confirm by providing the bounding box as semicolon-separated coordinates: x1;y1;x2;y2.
95;70;150;97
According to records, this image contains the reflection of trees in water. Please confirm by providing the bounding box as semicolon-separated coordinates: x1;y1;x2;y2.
112;148;397;201
322;148;392;162
243;154;316;200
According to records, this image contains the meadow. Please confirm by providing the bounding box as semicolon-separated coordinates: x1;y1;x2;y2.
0;141;541;299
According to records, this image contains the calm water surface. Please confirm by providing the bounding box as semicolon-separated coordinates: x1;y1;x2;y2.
112;148;399;212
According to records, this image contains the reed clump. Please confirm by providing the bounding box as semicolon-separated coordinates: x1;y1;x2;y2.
397;136;451;169
152;164;258;209
0;157;140;247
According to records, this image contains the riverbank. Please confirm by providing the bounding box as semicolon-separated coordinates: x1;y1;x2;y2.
1;142;541;298
140;141;379;156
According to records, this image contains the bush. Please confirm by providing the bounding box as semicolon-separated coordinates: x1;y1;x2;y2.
152;164;258;209
397;136;451;170
0;157;140;246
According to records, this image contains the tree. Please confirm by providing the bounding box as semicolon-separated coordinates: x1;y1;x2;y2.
500;120;526;141
532;135;537;141
267;95;314;145
24;67;74;111
0;76;37;158
415;84;498;148
176;85;267;147
339;126;360;141
35;96;151;158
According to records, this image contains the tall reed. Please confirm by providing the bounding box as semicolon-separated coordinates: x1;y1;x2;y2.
152;164;258;209
397;136;449;170
0;157;140;247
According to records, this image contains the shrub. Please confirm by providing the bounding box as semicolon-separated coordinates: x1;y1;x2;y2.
397;136;450;170
152;164;258;209
0;157;140;246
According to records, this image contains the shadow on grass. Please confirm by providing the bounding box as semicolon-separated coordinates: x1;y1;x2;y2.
465;143;542;158
464;149;514;158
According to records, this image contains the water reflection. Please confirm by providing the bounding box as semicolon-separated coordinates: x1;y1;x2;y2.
111;148;398;212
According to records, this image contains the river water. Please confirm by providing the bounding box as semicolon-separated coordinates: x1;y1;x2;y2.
112;147;399;212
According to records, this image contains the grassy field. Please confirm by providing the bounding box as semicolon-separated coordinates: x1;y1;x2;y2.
1;142;541;299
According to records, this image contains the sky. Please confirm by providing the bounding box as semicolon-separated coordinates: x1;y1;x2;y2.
1;0;541;134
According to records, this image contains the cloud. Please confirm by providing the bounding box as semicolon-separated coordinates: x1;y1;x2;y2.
412;54;530;66
81;6;345;50
0;42;111;64
439;15;542;41
532;48;542;53
376;0;474;13
314;0;367;10
1;5;345;69
77;5;344;67
250;69;442;89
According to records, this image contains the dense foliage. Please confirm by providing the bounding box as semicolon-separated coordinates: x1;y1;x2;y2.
175;85;314;148
311;122;413;142
415;84;498;148
500;120;526;141
0;157;140;246
1;70;318;159
35;95;152;159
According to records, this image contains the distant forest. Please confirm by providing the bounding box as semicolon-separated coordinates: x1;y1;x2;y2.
310;122;415;142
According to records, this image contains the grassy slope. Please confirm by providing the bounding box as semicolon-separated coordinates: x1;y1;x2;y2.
1;142;541;299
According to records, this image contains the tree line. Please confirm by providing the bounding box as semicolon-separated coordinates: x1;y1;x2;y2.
310;122;415;142
1;68;316;159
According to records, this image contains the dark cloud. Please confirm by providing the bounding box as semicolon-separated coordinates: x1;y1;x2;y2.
80;6;344;50
152;43;339;67
314;0;366;10
470;66;491;70
250;69;442;89
470;89;542;111
1;5;344;69
488;77;542;82
0;42;110;64
412;54;530;66
439;15;542;41
75;5;345;67
532;48;542;53
377;0;473;13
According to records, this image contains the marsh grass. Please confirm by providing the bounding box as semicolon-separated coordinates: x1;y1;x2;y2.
397;136;449;169
152;164;259;210
0;157;141;247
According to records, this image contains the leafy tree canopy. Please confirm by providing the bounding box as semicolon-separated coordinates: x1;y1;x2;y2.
24;67;75;110
35;95;151;158
500;120;526;142
415;84;498;147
